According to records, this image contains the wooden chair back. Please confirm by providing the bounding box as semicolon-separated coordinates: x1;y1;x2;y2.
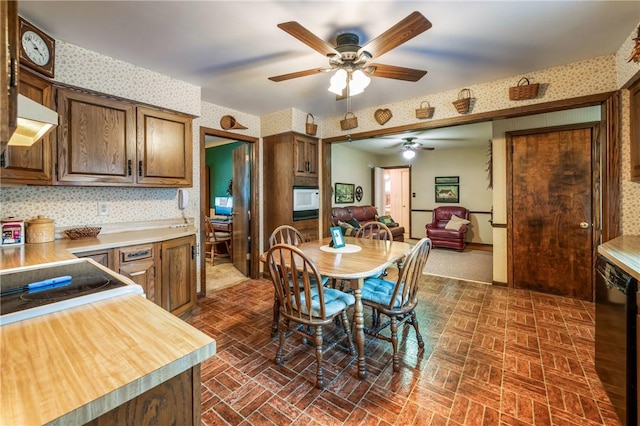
354;221;392;241
387;237;432;311
268;225;304;247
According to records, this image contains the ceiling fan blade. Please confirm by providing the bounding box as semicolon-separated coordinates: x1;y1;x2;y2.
418;147;435;151
277;21;340;57
268;68;327;82
358;11;432;60
368;63;427;82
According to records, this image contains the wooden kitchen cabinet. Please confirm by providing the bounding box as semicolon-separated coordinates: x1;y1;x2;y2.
630;77;640;181
263;131;319;245
297;219;319;242
160;235;196;316
75;248;114;270
115;243;158;305
293;134;318;178
55;86;192;187
0;0;18;146
1;69;53;184
137;107;192;187
56;87;137;185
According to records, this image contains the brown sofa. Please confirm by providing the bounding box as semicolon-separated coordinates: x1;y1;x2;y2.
331;205;405;242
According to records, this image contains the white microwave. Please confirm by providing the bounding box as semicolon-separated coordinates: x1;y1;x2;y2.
292;186;319;220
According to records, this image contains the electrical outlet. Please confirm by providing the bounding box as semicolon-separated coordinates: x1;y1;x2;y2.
98;201;110;216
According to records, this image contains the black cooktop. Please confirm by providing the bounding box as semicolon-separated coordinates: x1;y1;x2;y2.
1;261;128;315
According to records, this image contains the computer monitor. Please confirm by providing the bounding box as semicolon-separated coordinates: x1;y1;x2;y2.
213;196;233;216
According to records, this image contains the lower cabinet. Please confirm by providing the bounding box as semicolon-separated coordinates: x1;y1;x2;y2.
74;234;196;316
160;235;196;316
85;365;201;425
115;244;158;305
295;219;319;242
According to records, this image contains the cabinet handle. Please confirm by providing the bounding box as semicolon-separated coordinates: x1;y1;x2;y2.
9;58;17;89
127;159;132;176
138;160;142;177
125;250;151;260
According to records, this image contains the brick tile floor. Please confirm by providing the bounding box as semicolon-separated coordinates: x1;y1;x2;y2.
184;275;621;425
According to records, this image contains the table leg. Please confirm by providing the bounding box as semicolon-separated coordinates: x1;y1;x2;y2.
351;278;367;380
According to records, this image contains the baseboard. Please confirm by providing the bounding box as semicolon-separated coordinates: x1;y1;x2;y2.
467;242;493;252
492;280;508;287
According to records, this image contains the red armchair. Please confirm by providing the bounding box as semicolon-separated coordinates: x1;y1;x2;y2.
425;206;470;250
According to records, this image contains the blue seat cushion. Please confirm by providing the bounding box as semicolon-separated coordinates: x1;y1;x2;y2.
294;287;355;317
362;277;402;307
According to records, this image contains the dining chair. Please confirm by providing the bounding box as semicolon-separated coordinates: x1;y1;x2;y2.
354;221;393;241
268;225;329;337
266;243;356;389
204;217;232;265
361;237;432;372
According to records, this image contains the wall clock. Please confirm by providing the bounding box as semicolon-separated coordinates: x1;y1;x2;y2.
19;17;55;78
355;186;363;202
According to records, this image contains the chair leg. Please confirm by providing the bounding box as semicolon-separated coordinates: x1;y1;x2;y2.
314;325;325;389
340;311;356;355
410;310;425;348
390;316;400;372
275;319;288;365
271;295;279;337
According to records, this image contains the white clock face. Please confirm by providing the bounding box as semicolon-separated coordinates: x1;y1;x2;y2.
22;30;50;66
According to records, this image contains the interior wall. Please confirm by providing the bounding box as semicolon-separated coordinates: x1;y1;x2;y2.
330;143;380;207
205;142;243;208
378;146;492;244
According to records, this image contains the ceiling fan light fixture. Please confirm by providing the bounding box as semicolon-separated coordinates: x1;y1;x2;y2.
351;69;371;91
402;149;416;160
328;68;348;95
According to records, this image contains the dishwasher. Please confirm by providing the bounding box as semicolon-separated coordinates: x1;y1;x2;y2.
595;255;638;426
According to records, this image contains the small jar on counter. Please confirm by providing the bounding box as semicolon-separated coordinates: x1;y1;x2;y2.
26;215;55;244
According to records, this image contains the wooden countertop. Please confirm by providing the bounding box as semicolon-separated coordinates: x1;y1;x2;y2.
1;293;215;425
0;225;196;269
598;235;640;281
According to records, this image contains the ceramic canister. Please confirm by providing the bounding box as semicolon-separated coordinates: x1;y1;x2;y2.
26;215;55;243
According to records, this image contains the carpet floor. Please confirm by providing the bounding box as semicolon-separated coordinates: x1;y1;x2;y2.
423;248;493;284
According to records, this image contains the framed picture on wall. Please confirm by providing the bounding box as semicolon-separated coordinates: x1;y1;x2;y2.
435;176;459;184
435;184;460;203
335;183;355;203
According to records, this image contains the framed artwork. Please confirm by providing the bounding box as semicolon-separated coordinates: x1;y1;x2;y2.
435;184;460;203
335;183;355;203
329;226;346;248
435;176;459;184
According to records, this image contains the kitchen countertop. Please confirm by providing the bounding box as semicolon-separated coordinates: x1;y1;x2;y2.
0;223;214;424
597;235;640;281
0;292;215;425
0;224;197;269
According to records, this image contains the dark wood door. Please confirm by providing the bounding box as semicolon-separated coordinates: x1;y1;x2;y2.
161;236;196;316
510;126;594;300
232;143;249;276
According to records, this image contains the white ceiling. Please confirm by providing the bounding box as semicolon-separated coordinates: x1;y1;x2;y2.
18;0;640;123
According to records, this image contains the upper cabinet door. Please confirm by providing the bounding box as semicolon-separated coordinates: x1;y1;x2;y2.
136;107;192;187
0;0;18;146
293;134;318;178
56;88;136;185
1;70;53;184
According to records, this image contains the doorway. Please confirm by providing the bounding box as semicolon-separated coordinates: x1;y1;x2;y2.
376;166;411;239
507;123;598;300
199;127;259;297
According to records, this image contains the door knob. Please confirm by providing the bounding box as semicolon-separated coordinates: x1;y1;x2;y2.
579;222;589;229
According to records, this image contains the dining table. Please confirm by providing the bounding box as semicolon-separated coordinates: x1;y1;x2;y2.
274;236;413;380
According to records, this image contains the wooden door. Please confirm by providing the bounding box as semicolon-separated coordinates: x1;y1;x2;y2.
0;0;18;145
161;236;196;316
509;126;594;300
232;143;249;275
387;167;411;236
56;88;136;185
137;106;192;187
1;70;52;184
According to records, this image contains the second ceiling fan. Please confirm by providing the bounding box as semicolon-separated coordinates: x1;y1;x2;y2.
268;12;432;98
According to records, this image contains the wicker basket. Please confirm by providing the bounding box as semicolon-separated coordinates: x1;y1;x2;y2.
64;226;102;240
509;77;539;100
415;101;434;119
453;89;471;114
305;113;317;135
340;112;358;131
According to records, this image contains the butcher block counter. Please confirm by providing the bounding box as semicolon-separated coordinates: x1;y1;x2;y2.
598;235;640;281
0;223;216;425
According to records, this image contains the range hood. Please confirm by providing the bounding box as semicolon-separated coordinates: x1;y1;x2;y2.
7;95;58;147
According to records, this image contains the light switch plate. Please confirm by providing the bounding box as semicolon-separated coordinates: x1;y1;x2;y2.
98;201;110;216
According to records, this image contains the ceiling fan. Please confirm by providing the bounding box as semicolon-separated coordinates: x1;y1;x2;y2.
387;137;435;152
268;12;432;98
